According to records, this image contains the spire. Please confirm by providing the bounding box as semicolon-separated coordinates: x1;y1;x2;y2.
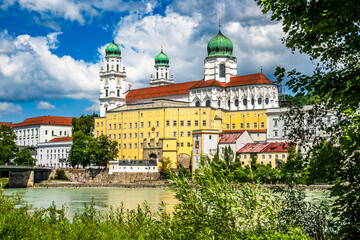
219;19;221;32
112;33;115;43
161;43;163;52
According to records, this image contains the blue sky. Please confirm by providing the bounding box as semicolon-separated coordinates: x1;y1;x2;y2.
0;0;314;123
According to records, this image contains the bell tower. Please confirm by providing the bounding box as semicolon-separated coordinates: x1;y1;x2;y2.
150;46;174;87
99;40;128;117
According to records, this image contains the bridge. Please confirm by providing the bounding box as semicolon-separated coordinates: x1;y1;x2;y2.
0;165;52;188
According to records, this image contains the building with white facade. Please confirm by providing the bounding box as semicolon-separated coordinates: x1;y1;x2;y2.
37;137;72;167
108;160;158;174
218;132;254;160
12;116;73;147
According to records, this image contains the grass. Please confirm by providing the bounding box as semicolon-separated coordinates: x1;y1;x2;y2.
0;178;9;187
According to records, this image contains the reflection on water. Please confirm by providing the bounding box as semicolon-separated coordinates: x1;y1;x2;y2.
4;188;177;219
3;188;330;219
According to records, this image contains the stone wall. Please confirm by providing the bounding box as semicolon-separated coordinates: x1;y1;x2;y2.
51;168;160;183
8;170;34;188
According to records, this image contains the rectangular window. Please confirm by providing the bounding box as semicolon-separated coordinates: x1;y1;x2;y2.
124;144;126;149
268;154;272;158
109;124;111;130
129;123;132;128
135;133;137;138
166;121;170;126
195;120;199;126
173;132;177;137
119;123;121;129
113;124;116;130
45;130;48;135
180;131;184;137
141;122;144;128
109;135;111;139
254;122;257;128
148;132;151;138
240;123;244;128
275;154;279;159
187;131;191;137
177;143;179;147
180;120;184;126
274;131;278;137
246;123;250;128
232;123;235;129
202;120;206;126
118;134;121;139
173;121;177;126
262;154;265;159
187;120;191;126
113;134;116;139
209;135;212;140
156;121;159;127
148;121;151;127
124;133;127;139
227;124;230;129
282;154;286;159
187;142;190;147
141;133;143;138
101;122;103;127
97;123;99;127
244;155;247;159
135;143;137;149
129;133;132;138
181;142;184;147
135;122;137;128
59;131;62;135
52;130;55;136
261;122;265;128
274;119;278;126
129;144;132;149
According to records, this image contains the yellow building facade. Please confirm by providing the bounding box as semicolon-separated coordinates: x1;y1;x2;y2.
94;100;267;168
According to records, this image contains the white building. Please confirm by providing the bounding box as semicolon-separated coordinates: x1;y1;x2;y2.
37;137;72;167
12;116;73;147
218;131;254;160
108;160;158;174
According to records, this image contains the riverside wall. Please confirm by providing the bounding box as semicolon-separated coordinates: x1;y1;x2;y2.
49;168;160;184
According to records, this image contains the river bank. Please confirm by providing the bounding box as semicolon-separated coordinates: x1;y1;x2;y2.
33;180;333;191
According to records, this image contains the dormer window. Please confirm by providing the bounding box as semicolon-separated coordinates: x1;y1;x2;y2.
206;100;210;107
195;101;200;107
219;64;225;77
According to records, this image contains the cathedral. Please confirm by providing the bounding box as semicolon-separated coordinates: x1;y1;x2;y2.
95;24;279;169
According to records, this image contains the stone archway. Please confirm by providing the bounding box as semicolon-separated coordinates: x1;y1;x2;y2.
177;153;191;169
149;153;157;160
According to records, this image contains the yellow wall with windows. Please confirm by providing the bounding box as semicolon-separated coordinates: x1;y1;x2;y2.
94;105;268;165
237;152;288;168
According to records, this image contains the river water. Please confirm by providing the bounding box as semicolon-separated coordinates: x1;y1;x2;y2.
3;188;329;219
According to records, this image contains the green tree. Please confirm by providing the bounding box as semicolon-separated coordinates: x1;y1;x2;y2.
255;0;360;237
0;125;18;164
72;115;95;136
14;148;35;166
68;131;94;168
159;157;171;179
88;135;118;167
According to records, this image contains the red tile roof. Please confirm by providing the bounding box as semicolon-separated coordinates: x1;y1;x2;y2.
49;137;73;143
126;80;201;101
226;73;275;87
125;73;275;101
222;129;267;134
12;116;73;128
219;133;243;144
237;142;290;154
0;122;13;128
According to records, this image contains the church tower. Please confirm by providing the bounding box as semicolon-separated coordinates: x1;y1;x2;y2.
204;22;237;83
99;41;128;117
150;47;174;87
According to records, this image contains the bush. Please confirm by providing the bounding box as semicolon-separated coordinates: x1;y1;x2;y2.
54;169;69;181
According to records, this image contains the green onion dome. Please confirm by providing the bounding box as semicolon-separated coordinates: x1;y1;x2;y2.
105;41;121;57
154;50;169;66
207;30;234;57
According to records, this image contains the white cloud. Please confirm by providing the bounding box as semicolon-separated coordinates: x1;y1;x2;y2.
37;101;55;109
0;101;22;118
0;30;100;102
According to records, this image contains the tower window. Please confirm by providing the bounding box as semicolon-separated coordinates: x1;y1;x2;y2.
206;100;210;107
117;89;120;97
219;64;225;77
218;100;221;107
166;73;168;79
234;99;239;107
195;101;200;107
116;65;119;71
251;98;255;105
265;98;269;105
258;98;262;105
105;89;108;97
156;73;159;79
107;65;109;71
243;99;247;106
228;100;231;108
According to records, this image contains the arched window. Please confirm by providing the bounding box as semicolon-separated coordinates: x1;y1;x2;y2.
228;100;231;108
258;98;262;105
105;89;108;97
107;65;109;71
234;99;239;107
251;98;255;105
195;101;200;107
105;107;108;112
218;100;221;107
265;98;269;105
165;73;168;79
219;64;225;77
117;89;120;97
243;99;247;106
206;100;211;107
116;65;119;71
156;73;159;79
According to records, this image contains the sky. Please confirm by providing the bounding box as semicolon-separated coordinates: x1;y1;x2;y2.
0;0;314;123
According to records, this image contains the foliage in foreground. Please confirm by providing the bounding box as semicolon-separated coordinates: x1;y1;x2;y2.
0;155;334;239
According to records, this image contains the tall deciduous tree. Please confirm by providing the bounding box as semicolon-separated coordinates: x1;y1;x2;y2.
255;0;360;237
88;135;118;167
68;131;94;168
14;148;35;166
72;115;95;136
0;125;18;165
